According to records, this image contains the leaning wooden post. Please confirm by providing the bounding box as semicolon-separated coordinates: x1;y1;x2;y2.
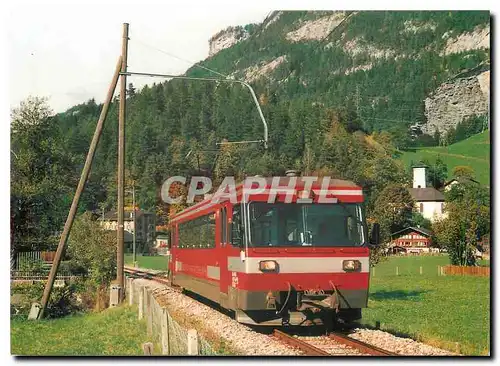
36;57;123;319
187;329;199;355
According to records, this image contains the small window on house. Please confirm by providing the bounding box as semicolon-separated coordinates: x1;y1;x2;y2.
420;203;424;213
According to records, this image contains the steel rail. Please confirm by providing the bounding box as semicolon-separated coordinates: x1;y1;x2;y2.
329;332;397;356
272;329;331;356
124;266;171;285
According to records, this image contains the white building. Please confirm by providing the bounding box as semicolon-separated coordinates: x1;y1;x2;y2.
100;209;156;252
408;165;446;222
443;176;480;192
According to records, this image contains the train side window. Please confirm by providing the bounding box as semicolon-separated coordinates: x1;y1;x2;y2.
231;206;243;247
221;208;227;245
206;213;216;248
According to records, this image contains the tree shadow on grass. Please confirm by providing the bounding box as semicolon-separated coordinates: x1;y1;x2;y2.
370;289;428;301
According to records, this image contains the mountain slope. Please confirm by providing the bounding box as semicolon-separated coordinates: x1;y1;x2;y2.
190;11;490;134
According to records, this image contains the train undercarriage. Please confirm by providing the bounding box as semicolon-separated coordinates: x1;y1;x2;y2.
231;286;364;327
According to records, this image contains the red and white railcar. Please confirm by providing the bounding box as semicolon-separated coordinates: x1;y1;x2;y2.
168;176;378;326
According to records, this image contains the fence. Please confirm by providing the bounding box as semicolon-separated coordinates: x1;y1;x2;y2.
10;270;80;282
126;278;218;355
12;251;57;270
443;265;490;277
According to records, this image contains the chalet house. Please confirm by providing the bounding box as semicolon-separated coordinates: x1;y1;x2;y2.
408;164;446;222
389;226;434;254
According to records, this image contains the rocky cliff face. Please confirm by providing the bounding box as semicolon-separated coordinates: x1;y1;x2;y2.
441;25;490;56
421;24;490;135
422;66;489;135
285;12;347;42
208;26;248;57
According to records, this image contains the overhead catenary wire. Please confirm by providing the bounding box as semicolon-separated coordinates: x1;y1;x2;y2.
132;38;229;79
123;71;268;148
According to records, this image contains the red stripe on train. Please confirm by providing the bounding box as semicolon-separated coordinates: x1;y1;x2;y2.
236;272;369;291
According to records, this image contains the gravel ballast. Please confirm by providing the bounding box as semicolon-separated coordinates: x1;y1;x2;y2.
131;278;459;356
349;328;458;356
133;278;300;355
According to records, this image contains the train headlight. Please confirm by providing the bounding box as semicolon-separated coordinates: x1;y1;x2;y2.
259;260;279;273
343;260;361;272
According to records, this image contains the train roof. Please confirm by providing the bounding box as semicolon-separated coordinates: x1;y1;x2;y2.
169;176;362;224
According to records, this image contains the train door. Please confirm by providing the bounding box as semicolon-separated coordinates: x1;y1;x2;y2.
219;203;242;309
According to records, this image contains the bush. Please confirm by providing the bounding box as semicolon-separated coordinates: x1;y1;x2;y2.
67;212;116;311
19;258;46;274
11;281;84;319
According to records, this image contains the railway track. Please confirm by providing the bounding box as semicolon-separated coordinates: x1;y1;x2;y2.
272;329;396;356
125;266;397;357
124;266;170;284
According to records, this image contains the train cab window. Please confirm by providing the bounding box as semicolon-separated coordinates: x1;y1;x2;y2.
248;202;366;247
231;206;243;247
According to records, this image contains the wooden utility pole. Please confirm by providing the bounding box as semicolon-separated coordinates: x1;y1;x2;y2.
36;57;123;319
117;23;129;300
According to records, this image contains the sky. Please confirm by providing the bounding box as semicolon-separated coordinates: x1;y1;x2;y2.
7;1;270;112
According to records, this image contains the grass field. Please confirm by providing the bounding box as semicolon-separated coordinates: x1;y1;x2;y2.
363;255;490;355
399;131;490;185
125;254;169;271
11;306;150;356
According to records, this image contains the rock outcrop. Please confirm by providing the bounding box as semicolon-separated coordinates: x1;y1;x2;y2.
286;12;347;42
422;66;489;135
208;26;248;57
441;25;490;56
244;56;287;82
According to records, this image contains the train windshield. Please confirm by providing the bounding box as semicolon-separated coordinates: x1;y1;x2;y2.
248;202;366;247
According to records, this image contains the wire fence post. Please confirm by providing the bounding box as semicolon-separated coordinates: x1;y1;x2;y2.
187;329;199;355
142;342;153;355
146;288;153;336
419;266;423;275
161;308;169;355
396;266;399;276
138;287;144;320
128;278;134;306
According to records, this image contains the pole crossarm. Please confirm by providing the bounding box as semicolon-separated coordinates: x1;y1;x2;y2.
121;71;269;148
